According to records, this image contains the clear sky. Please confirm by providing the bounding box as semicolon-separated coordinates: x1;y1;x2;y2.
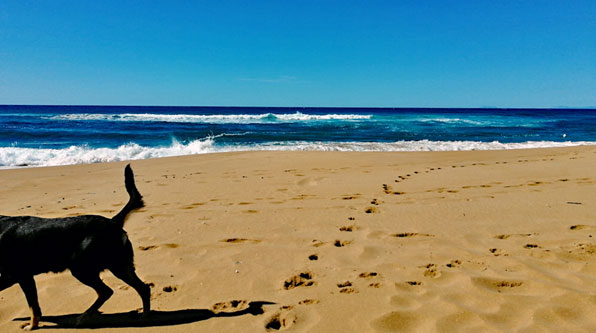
1;1;594;108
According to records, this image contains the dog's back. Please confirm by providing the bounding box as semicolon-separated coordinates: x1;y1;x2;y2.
0;215;131;277
0;164;143;277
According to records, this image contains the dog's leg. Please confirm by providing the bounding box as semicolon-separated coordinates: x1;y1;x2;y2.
110;265;151;314
18;277;41;331
70;270;114;315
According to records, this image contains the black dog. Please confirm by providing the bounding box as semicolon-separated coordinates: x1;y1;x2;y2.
0;165;150;330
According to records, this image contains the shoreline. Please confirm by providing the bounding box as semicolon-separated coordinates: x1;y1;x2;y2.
2;143;596;171
1;146;595;331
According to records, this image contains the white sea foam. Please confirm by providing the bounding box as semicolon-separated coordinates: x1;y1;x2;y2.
418;118;486;125
247;140;596;152
414;117;542;127
45;112;372;124
1;139;594;168
0;138;216;168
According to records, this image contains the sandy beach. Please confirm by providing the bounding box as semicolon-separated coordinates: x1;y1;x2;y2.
0;146;595;332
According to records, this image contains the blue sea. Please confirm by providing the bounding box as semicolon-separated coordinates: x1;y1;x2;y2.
1;105;595;168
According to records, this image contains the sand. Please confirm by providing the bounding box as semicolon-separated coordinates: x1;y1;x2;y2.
0;147;595;332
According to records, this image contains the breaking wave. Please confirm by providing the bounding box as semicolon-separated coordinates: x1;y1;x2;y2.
1;139;594;168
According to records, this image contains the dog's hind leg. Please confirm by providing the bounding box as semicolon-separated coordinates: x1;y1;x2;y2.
18;276;41;331
110;264;151;314
70;269;114;315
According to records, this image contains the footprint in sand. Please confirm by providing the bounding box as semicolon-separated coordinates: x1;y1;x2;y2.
298;299;319;305
527;181;545;186
494;233;534;239
291;194;315;200
265;307;297;331
382;184;404;195
489;248;508;256
339;287;357;294
445;259;462;268
471;277;525;293
557;243;596;260
162;285;178;293
359;272;379;278
404;281;422;286
570;224;596;231
334;240;352;247
220;238;262;244
138;243;179;251
524;243;541;249
336;281;356;294
212;300;249;313
392;233;435;238
365;207;379;214
422;264;441;278
358;272;382;287
181;202;206;209
284;272;315;290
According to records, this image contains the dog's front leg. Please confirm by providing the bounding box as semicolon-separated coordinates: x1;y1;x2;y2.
18;276;41;331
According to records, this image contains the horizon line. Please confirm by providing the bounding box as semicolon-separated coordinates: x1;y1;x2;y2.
1;104;595;110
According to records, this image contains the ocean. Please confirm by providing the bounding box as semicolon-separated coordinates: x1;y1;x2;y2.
1;105;595;168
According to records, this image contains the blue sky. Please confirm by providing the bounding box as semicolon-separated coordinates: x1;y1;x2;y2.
1;1;594;107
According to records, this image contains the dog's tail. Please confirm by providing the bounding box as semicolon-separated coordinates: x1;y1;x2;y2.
112;164;144;227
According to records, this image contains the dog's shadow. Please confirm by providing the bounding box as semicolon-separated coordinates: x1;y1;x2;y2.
14;301;275;329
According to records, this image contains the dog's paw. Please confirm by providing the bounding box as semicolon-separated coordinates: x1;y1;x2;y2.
20;323;38;331
140;310;152;320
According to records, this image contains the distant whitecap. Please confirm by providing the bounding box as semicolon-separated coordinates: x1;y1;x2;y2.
45;112;372;124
